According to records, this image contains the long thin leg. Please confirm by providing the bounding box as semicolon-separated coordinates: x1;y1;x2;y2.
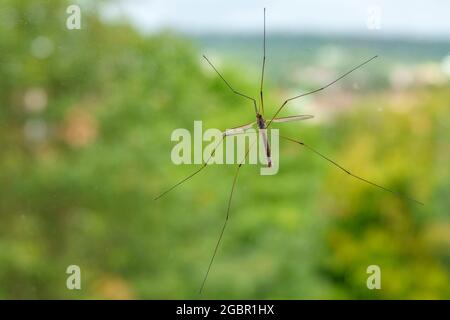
259;8;266;116
199;139;257;294
203;55;258;115
154;163;210;201
154;122;253;200
266;55;378;128
280;135;424;206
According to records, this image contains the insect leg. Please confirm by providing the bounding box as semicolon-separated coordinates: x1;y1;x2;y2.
154;123;254;201
266;55;378;128
203;55;258;115
259;8;266;115
199;139;257;293
280;135;423;205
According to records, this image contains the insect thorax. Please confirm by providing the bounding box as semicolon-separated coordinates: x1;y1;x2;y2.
256;114;266;129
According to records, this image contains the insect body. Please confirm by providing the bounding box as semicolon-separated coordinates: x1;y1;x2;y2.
256;113;271;167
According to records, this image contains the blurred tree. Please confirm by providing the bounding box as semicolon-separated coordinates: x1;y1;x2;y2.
0;0;448;299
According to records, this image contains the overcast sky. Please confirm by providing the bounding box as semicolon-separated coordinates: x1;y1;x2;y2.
107;0;450;39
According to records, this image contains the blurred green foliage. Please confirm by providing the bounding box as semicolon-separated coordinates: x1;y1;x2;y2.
0;0;449;299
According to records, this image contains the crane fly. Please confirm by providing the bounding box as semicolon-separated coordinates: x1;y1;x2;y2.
154;8;423;294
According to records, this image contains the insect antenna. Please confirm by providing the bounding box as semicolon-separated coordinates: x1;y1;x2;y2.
280;135;424;206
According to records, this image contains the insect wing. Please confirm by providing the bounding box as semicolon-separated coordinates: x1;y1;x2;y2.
272;115;314;123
